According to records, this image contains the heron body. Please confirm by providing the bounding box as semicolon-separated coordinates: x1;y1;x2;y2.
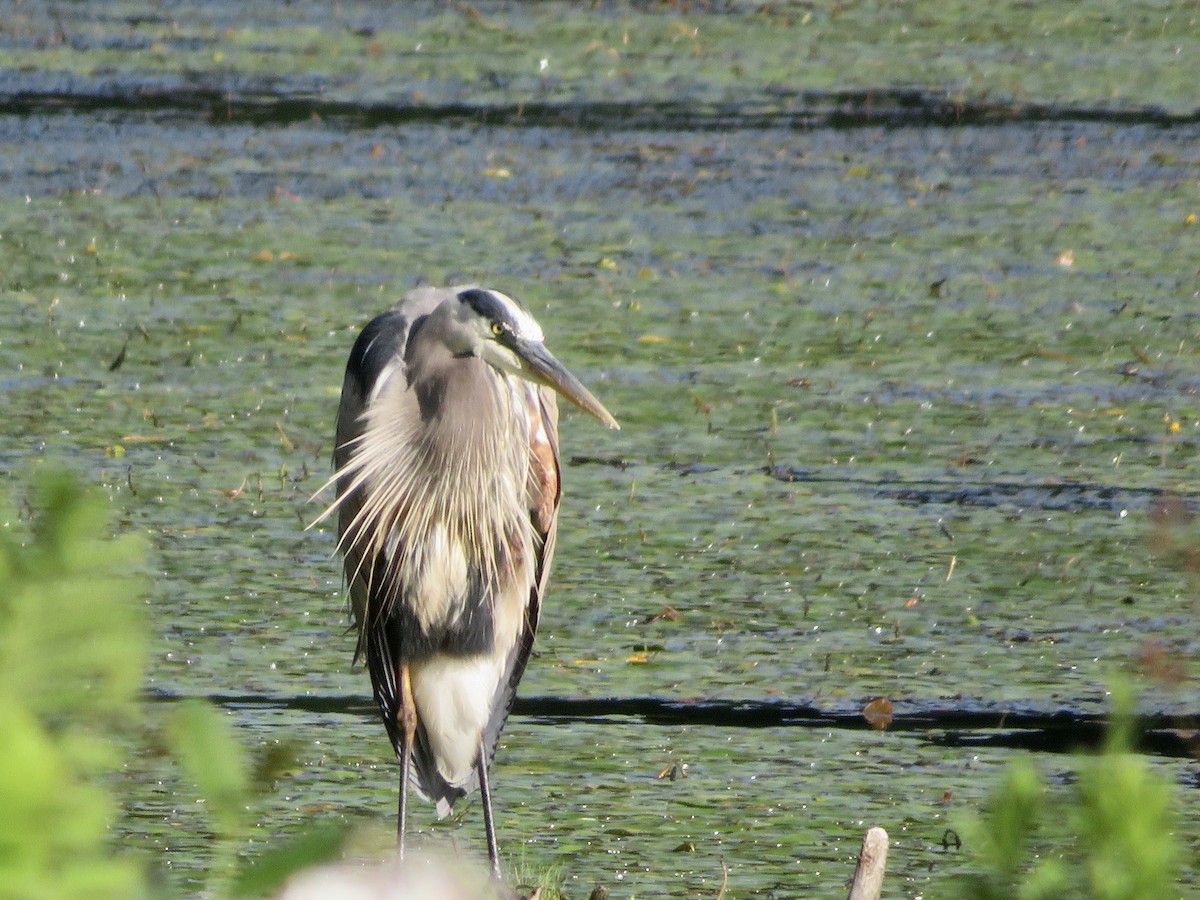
319;286;617;875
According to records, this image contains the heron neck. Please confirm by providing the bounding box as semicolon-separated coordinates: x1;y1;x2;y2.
404;326;522;476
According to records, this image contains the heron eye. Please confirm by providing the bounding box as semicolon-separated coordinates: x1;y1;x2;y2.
490;321;506;337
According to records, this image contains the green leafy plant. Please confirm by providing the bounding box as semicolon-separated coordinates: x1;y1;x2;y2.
0;470;148;899
958;681;1181;900
168;699;349;898
0;471;347;899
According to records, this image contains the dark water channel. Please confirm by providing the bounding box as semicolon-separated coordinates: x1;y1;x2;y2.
2;2;1199;897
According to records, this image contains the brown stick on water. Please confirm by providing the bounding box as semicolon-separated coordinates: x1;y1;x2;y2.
846;827;888;900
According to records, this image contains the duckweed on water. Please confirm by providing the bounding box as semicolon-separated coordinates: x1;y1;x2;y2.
1;2;1198;896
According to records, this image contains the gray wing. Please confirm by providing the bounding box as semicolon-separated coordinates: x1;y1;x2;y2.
337;312;408;642
334;287;450;648
333;289;461;802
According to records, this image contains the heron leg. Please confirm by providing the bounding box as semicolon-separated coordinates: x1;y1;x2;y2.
477;739;502;881
397;743;409;856
397;662;418;860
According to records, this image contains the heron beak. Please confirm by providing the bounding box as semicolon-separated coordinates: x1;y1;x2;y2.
515;339;620;430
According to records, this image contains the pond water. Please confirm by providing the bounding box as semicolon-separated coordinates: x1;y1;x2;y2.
1;2;1198;897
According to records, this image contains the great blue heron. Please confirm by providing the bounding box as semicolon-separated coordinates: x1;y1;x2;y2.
315;285;618;878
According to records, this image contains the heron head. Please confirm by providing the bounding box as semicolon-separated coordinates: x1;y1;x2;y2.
448;287;619;430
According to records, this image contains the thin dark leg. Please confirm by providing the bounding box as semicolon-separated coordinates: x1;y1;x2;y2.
397;663;417;861
478;741;502;881
397;733;410;856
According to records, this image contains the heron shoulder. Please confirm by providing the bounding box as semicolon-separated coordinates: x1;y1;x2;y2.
344;310;410;402
343;287;465;405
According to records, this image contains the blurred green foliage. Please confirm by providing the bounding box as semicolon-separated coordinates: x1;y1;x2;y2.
958;681;1181;900
0;471;346;899
167;698;348;897
0;470;147;899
